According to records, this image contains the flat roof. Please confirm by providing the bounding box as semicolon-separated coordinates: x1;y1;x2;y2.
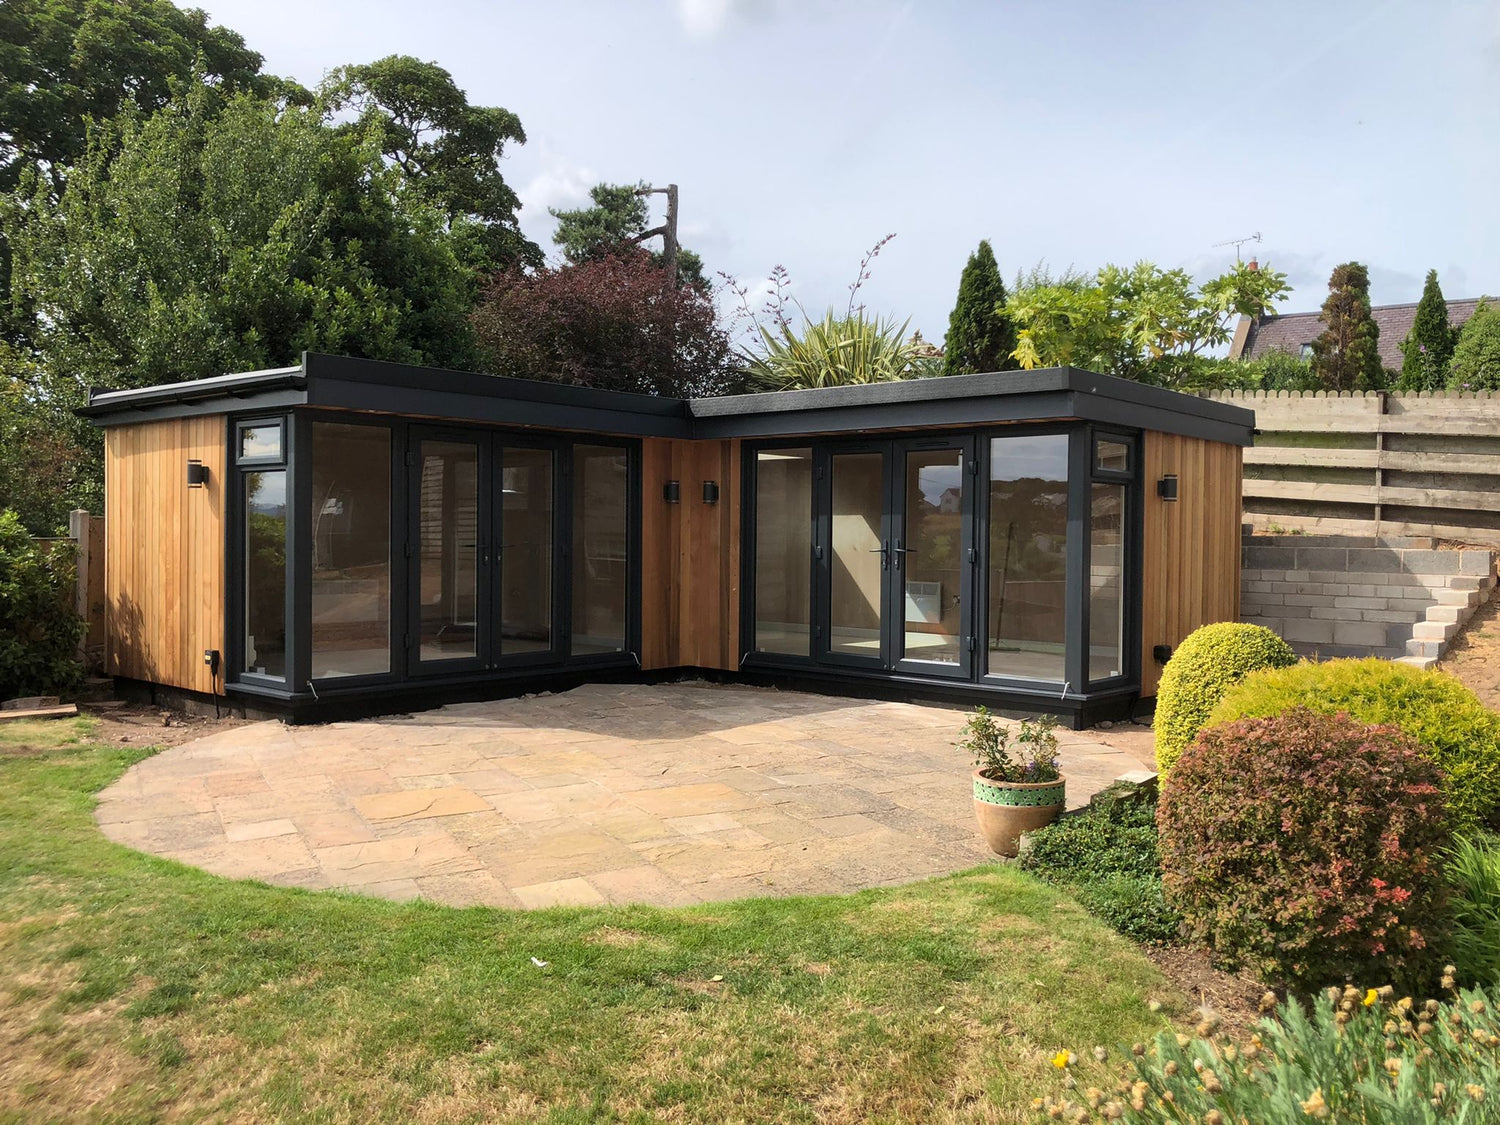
80;352;1256;445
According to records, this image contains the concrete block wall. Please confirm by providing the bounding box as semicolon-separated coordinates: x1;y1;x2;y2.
1241;534;1498;666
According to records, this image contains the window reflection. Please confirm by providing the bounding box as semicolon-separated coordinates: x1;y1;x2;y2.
1089;483;1126;682
500;448;553;655
988;435;1069;681
244;469;287;678
311;423;390;679
572;445;628;655
754;448;812;655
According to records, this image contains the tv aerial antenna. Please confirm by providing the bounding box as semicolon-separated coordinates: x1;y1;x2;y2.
1213;231;1262;263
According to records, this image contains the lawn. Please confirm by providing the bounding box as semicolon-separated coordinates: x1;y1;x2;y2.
0;719;1180;1124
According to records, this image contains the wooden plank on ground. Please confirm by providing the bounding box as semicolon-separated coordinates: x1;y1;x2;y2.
0;704;78;722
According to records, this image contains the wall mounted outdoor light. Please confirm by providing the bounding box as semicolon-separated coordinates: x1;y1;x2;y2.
663;480;681;504
187;459;209;488
1157;474;1178;501
702;480;720;504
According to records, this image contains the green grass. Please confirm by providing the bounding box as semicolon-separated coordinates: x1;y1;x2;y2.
0;723;1180;1123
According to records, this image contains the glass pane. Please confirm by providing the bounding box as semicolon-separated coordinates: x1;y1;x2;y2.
1089;482;1126;682
311;423;390;679
1096;439;1130;473
901;448;964;664
239;423;283;461
754;448;812;655
417;440;479;661
829;451;885;657
244;469;287;679
572;445;628;655
988;434;1069;681
500;448;553;656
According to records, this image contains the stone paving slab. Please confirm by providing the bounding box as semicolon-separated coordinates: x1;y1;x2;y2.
95;683;1155;908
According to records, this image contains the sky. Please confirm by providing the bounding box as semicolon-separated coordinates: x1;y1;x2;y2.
195;0;1500;345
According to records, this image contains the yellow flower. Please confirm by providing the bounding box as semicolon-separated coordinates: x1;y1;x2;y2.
1051;1050;1073;1070
1364;988;1379;1007
1300;1087;1330;1118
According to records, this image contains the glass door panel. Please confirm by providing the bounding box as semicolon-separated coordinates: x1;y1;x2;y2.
414;438;483;666
571;444;629;655
498;447;555;658
752;448;814;656
894;443;971;676
987;434;1070;682
826;451;888;662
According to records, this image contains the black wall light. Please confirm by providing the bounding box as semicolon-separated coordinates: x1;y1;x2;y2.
663;480;681;504
702;480;720;504
1157;474;1179;501
187;459;209;488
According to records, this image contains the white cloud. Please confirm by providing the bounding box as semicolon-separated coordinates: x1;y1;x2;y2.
674;0;771;39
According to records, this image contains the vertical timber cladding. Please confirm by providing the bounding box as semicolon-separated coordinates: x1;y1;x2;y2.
639;437;741;671
104;416;227;694
1140;431;1242;697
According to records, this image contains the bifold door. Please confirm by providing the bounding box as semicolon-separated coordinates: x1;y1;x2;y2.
814;437;975;678
407;428;562;674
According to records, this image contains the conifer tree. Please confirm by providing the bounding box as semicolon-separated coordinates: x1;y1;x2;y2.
1398;269;1453;390
943;239;1016;375
1310;262;1384;391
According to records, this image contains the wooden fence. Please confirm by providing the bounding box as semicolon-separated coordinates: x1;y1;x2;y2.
1205;390;1500;545
33;510;107;669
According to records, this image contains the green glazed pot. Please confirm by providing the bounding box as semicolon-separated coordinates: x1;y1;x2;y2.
971;769;1066;857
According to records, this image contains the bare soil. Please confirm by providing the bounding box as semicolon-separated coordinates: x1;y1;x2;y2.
83;701;248;748
1438;586;1500;713
1145;945;1266;1040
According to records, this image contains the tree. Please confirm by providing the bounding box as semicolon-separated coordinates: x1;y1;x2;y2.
1398;269;1454;390
470;250;740;398
1448;299;1500;390
550;182;706;290
942;239;1015;375
0;342;84;533
320;55;540;274
1310;262;1384;391
1006;259;1292;387
0;0;282;344
5;83;483;512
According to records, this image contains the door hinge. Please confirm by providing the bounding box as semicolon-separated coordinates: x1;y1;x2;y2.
967;546;976;564
403;539;412;559
404;449;414;468
968;458;978;476
402;632;411;651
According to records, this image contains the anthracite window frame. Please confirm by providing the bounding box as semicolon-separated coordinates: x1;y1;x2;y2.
226;408;642;703
228;413;296;690
739;422;1144;705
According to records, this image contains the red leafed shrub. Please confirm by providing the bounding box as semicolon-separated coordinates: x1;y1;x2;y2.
1157;707;1452;989
470;249;743;398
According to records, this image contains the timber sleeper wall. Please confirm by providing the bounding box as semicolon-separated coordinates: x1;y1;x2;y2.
1208;390;1500;544
104;415;227;695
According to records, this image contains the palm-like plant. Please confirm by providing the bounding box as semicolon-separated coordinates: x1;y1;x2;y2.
742;310;929;391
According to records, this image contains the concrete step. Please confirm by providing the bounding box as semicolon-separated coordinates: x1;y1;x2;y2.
1406;638;1442;659
1433;587;1481;608
1412;620;1460;642
1427;604;1469;626
1396;654;1439;671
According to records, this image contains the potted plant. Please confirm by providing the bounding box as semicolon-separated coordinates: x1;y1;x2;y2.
958;707;1064;857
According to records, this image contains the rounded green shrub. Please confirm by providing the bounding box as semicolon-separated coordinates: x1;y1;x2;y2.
1158;708;1452;989
1209;657;1500;833
1152;622;1296;774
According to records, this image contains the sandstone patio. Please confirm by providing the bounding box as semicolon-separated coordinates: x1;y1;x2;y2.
95;683;1155;908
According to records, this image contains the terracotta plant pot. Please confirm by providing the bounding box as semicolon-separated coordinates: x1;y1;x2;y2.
971;769;1066;857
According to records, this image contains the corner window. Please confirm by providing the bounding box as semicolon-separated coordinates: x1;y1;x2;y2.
753;448;813;656
572;445;629;655
1087;431;1135;684
1095;439;1131;475
987;433;1069;682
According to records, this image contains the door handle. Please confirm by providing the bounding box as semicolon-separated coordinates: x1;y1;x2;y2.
868;542;888;569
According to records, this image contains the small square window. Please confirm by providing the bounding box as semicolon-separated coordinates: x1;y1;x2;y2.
1299;343;1315;359
1096;439;1130;474
238;422;283;462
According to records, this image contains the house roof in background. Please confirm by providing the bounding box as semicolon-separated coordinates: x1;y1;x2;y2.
1231;298;1492;369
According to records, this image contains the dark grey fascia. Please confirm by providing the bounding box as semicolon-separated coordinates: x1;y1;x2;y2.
78;354;1256;447
79;366;308;425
